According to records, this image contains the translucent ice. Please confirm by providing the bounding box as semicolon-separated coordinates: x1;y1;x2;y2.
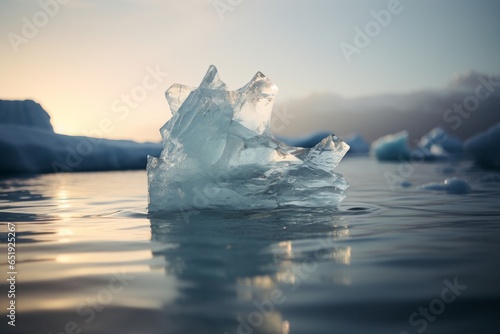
275;131;332;148
147;66;349;213
277;132;369;154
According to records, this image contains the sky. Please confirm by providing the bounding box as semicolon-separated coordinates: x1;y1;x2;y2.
1;0;499;142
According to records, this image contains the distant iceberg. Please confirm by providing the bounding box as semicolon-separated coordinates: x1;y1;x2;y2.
344;133;370;154
0;99;53;131
0;100;161;174
370;130;412;161
371;128;463;162
418;177;471;194
465;122;500;170
419;127;463;155
147;66;349;213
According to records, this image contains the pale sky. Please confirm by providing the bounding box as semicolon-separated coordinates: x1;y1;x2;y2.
1;0;499;142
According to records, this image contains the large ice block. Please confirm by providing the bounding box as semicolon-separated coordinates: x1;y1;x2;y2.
147;66;349;212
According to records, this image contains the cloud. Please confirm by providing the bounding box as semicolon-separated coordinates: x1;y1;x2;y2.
273;71;500;143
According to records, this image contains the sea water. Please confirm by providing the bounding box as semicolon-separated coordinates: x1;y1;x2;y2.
1;156;499;334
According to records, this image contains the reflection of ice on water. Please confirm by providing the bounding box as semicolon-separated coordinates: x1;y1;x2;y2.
149;208;352;333
232;224;351;333
269;224;352;288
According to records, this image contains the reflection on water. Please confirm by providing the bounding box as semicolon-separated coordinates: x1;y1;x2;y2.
0;159;499;334
149;209;351;333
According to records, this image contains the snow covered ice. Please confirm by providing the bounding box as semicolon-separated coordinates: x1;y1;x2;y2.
147;66;350;213
0;100;162;174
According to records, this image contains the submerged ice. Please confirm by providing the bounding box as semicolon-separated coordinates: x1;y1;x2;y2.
147;66;349;212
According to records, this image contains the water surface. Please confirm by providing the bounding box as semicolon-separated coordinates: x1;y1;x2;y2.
1;157;499;334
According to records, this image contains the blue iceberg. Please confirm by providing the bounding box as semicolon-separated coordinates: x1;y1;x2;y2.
465;122;500;170
418;127;463;156
370;130;411;161
418;177;471;194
